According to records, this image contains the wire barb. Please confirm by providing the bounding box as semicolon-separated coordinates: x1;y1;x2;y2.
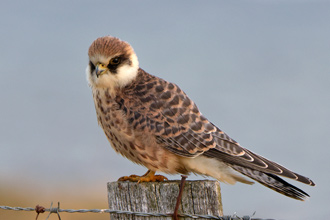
44;202;61;220
35;205;45;220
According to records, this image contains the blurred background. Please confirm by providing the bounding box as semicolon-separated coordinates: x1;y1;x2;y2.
1;1;329;219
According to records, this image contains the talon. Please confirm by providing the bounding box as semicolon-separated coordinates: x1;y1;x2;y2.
153;175;168;182
118;170;168;183
118;174;139;181
118;176;129;181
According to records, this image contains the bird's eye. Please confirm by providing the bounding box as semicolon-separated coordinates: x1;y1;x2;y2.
109;57;121;65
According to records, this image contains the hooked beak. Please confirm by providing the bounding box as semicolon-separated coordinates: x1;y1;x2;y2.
95;63;108;77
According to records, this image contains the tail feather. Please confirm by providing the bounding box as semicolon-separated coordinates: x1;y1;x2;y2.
231;165;310;201
204;148;315;186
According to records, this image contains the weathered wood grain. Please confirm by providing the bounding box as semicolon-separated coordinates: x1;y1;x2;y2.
108;180;223;220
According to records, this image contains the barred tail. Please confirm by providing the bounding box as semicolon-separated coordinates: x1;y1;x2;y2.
231;165;310;201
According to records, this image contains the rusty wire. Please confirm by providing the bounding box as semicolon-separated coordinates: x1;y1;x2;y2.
0;204;275;220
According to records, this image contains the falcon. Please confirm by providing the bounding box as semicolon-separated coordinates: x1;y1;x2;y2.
86;36;315;200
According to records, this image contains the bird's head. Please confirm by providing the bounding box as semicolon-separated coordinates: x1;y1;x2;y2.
86;36;139;89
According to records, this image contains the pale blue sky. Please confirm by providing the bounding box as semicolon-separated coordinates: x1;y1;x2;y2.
1;1;329;219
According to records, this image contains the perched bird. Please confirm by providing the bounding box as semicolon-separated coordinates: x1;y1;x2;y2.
86;36;315;200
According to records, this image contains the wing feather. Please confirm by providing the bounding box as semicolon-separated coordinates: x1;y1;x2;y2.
122;69;315;187
123;69;217;157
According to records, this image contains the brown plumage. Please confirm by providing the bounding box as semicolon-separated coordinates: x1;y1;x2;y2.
86;36;315;200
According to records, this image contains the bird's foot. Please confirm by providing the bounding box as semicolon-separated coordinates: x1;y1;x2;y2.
118;170;168;183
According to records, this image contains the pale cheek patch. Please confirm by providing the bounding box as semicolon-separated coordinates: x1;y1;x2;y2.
114;53;139;88
87;53;139;91
115;65;138;88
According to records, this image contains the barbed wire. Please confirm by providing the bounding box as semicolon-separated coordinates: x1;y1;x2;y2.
0;204;275;220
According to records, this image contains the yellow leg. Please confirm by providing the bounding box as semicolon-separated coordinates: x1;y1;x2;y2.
118;170;168;183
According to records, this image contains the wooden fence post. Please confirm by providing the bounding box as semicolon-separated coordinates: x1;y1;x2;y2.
107;180;223;220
